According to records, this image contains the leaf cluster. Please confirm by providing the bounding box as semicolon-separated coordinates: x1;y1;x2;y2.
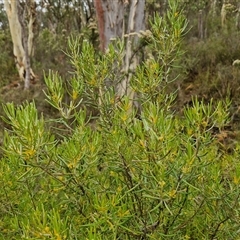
1;3;240;239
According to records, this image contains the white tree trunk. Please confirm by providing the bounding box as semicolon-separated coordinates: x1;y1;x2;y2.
236;3;240;30
221;3;227;27
120;0;145;99
4;0;36;89
210;0;217;17
94;0;125;51
94;0;145;112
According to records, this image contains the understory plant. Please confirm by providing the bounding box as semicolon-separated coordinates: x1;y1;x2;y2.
1;1;240;239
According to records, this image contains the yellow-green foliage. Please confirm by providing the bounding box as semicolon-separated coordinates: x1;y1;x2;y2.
1;2;240;239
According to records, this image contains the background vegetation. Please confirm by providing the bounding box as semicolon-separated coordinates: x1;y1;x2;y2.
0;0;240;239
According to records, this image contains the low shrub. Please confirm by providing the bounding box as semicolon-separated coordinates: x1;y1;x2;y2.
1;4;240;240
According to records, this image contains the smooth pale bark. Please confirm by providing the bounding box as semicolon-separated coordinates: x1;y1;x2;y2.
18;3;30;89
121;0;145;99
4;0;25;68
94;0;125;52
198;10;204;39
220;1;237;28
210;0;217;17
236;3;240;29
221;2;227;27
4;0;36;89
27;0;36;57
94;0;145;111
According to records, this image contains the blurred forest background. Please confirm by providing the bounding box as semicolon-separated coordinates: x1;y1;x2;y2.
1;0;240;121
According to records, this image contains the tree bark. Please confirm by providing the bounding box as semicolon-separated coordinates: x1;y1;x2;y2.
221;2;227;27
94;0;125;52
210;0;217;17
120;0;145;98
236;3;240;30
4;0;36;89
94;0;145;111
18;2;30;89
198;10;204;39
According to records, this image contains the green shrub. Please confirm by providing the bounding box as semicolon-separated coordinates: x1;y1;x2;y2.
1;2;240;239
0;30;17;85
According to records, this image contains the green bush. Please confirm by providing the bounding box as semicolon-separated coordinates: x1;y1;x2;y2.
33;28;70;80
0;30;17;85
1;3;240;239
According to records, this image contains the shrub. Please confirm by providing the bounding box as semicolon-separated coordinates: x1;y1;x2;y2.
1;2;240;239
0;30;17;85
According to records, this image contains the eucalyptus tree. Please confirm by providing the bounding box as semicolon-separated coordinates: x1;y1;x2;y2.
94;0;145;109
4;0;36;89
